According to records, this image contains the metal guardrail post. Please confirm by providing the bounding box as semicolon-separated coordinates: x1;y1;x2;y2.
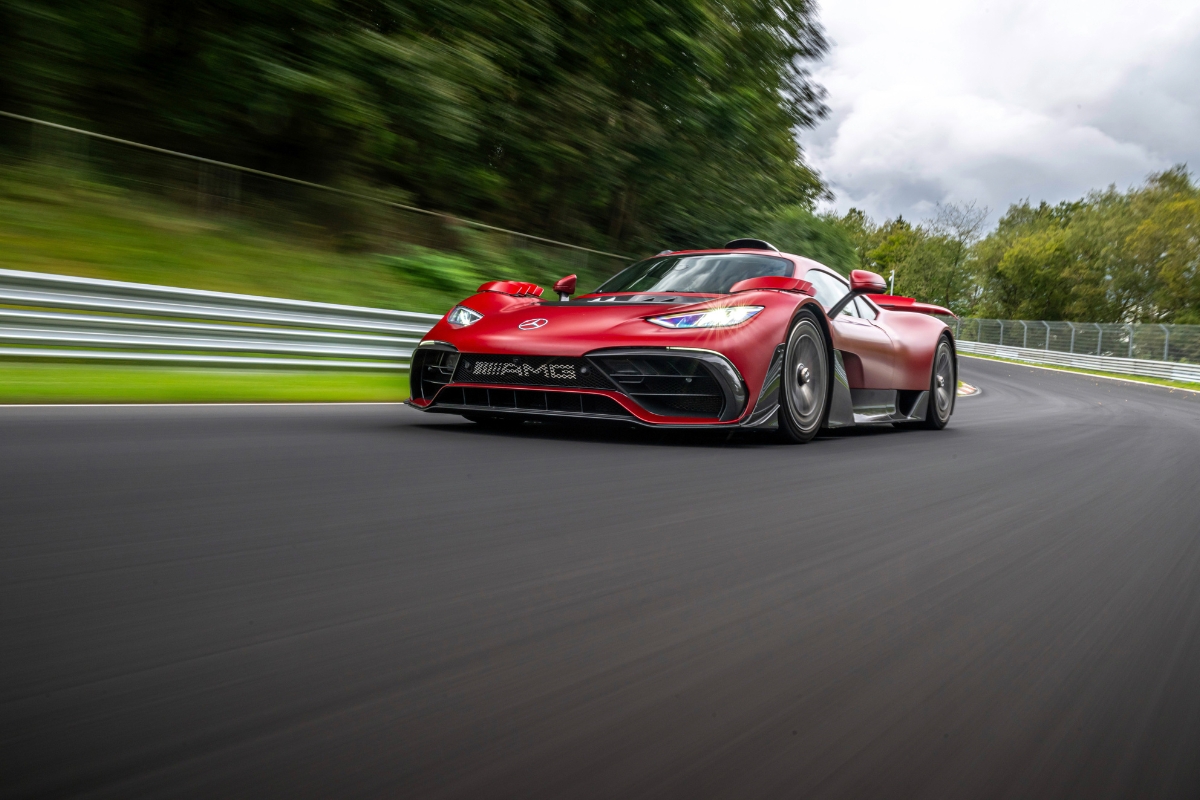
1043;321;1050;350
1126;324;1135;358
1096;323;1103;355
998;320;1004;346
1161;324;1170;362
1068;322;1076;353
1021;321;1028;348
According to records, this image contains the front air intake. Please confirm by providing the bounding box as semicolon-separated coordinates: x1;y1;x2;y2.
410;346;460;402
590;352;732;419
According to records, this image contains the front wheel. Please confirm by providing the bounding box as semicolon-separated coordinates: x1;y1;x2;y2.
777;311;830;443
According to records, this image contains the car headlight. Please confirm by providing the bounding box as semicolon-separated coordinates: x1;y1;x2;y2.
446;305;483;327
647;306;764;329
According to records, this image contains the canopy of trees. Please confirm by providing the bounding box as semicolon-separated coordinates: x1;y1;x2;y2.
835;168;1200;324
0;0;831;253
973;168;1200;323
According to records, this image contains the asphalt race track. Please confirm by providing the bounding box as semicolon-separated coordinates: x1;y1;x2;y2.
3;357;1200;799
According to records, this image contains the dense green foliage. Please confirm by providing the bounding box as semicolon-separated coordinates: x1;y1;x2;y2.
0;0;829;253
831;203;986;315
835;168;1200;323
973;168;1200;323
757;206;857;275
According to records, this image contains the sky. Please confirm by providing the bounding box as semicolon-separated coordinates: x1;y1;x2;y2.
804;0;1200;226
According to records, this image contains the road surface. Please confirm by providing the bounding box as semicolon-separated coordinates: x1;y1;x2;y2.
3;357;1200;798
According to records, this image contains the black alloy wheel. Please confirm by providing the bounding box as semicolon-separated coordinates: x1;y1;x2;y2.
778;310;830;443
920;335;955;429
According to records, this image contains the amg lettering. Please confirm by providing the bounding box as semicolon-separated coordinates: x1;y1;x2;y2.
471;361;576;381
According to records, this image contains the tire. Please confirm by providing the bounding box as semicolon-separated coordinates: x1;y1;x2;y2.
777;310;831;443
921;335;955;430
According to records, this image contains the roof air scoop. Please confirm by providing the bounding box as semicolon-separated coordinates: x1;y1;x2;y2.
723;238;779;252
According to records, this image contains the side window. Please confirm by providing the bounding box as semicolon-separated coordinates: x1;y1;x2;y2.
854;296;878;319
805;270;854;315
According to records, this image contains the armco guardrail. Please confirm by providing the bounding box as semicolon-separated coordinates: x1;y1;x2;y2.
956;340;1200;383
0;269;439;369
5;270;1196;383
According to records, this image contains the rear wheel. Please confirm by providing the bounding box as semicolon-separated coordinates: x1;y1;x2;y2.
921;336;955;429
777;311;830;443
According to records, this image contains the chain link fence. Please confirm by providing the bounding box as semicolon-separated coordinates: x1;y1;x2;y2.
0;111;629;289
951;318;1200;365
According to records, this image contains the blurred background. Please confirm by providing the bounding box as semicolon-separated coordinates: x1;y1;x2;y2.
0;0;1198;402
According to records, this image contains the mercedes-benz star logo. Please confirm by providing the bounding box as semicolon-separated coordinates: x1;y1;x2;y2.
518;318;548;330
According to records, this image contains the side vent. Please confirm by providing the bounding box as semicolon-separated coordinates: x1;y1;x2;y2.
477;280;545;297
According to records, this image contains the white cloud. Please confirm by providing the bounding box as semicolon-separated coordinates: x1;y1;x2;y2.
805;0;1200;224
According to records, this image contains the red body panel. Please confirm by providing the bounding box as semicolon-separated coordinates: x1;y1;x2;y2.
831;315;894;388
867;294;955;317
415;249;953;425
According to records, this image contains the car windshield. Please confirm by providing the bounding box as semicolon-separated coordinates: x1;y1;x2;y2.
595;253;794;294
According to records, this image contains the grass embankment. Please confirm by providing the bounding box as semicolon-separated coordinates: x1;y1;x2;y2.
0;166;612;403
0;168;468;313
961;352;1200;393
0;170;430;402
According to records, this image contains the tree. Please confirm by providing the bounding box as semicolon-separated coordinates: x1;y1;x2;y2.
927;201;987;310
824;206;984;315
974;167;1199;322
0;0;832;256
756;206;856;274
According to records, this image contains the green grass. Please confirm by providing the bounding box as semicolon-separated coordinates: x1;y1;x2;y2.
961;352;1200;392
0;362;410;403
0;165;481;314
0;164;621;309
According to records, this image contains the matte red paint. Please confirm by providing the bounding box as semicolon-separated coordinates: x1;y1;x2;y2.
477;280;545;297
417;249;953;424
849;269;888;293
728;276;815;295
552;274;577;296
867;294;955;317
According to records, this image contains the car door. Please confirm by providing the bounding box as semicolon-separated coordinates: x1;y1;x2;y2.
803;269;895;388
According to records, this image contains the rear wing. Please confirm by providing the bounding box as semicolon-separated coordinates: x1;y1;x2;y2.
866;294;955;317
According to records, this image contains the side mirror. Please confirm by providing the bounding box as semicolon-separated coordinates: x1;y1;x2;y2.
553;274;577;302
850;269;887;293
827;270;888;318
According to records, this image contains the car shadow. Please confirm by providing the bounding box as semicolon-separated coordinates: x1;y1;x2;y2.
407;416;909;449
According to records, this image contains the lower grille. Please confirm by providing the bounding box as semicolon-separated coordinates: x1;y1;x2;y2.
431;386;633;418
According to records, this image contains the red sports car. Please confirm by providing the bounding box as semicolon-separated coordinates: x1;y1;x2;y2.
407;239;957;442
